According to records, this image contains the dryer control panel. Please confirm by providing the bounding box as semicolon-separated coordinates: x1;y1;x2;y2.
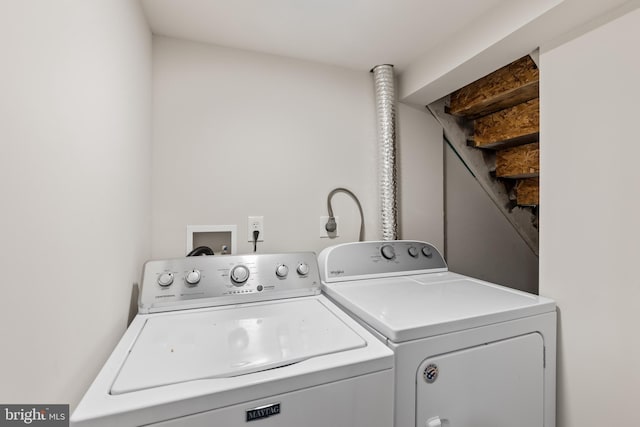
318;240;447;283
139;252;320;313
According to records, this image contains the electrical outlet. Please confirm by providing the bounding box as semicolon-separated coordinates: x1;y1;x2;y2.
319;216;339;238
248;216;264;242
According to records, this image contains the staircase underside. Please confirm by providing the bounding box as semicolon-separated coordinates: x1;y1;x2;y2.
429;54;540;255
446;55;540;207
428;98;539;255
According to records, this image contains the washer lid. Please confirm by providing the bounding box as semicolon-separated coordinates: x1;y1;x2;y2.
322;272;555;343
110;299;366;395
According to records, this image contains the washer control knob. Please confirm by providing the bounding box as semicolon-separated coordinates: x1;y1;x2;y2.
275;264;289;278
185;269;201;285
158;272;174;287
230;265;250;285
381;244;396;260
408;247;419;258
297;263;310;276
422;246;433;258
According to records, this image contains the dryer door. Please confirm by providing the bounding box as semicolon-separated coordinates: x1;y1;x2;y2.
416;333;544;427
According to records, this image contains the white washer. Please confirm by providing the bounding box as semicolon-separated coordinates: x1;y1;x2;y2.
71;252;393;426
318;241;556;427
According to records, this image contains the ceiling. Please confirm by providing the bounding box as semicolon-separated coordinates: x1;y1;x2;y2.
140;0;510;72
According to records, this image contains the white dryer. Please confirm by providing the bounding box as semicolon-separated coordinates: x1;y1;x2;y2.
71;252;393;426
318;241;556;427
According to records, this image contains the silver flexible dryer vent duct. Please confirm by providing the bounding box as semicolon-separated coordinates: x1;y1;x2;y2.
372;64;398;240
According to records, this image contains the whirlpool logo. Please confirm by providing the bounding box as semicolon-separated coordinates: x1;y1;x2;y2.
1;405;68;426
246;403;280;422
329;270;345;276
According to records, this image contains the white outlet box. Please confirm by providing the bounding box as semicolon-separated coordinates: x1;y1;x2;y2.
319;216;339;238
248;216;264;242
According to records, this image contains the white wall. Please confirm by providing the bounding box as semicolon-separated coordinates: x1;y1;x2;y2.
445;145;539;293
540;6;640;426
397;103;444;250
399;0;563;106
399;0;636;108
0;0;151;409
151;36;443;258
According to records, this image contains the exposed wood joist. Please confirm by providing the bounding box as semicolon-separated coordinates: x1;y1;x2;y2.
516;178;539;206
428;98;539;255
472;98;539;149
441;52;541;225
447;55;539;119
496;143;539;178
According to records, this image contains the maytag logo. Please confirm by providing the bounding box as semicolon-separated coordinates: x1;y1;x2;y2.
1;405;68;426
329;269;344;276
245;403;280;422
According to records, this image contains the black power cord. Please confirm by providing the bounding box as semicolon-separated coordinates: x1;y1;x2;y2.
253;230;260;253
326;187;365;241
186;246;214;256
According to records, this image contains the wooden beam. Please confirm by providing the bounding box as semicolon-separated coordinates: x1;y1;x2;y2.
428;97;539;255
516;178;539;206
496;142;539;178
472;98;539;149
448;55;539;119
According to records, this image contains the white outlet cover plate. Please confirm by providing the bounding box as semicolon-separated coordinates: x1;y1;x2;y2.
247;216;264;242
319;216;339;238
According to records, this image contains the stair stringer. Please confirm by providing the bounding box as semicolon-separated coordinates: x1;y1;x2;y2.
428;97;539;256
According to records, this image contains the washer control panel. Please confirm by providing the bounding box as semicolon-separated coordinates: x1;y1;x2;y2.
318;240;447;283
139;252;320;313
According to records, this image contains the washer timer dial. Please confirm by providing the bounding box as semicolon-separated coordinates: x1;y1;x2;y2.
230;265;250;286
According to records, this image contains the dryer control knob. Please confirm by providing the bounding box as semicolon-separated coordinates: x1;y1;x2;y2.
158;272;174;287
230;265;250;285
426;416;445;427
422;246;433;258
275;264;289;278
297;263;310;276
408;246;419;258
381;244;396;260
185;269;201;285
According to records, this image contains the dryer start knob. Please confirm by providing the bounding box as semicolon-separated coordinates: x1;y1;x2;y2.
381;244;396;260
